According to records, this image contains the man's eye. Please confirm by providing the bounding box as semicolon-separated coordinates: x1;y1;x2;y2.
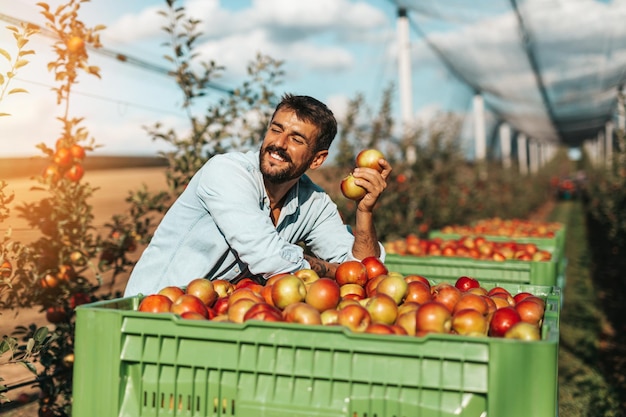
292;136;305;145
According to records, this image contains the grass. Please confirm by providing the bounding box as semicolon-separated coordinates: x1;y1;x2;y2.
552;200;624;416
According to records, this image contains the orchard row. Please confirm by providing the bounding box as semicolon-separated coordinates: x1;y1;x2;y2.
137;257;546;341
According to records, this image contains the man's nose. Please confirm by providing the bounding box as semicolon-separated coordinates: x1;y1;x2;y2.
274;132;288;148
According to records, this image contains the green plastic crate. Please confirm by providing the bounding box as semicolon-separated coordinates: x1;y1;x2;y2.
385;252;562;287
72;283;560;417
429;224;567;260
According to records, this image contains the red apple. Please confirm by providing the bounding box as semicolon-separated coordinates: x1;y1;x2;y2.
515;298;545;326
364;323;395;335
340;173;366;200
491;294;513;310
415;301;452;334
364;293;398;325
361;256;388;280
513;291;534;304
213;297;230;315
138;294;173;313
305;278;341;312
170;294;210;318
294;268;320;286
186;278;218;307
228;287;264;306
212;279;234;298
431;283;462;313
282;302;322;325
270;274;307;309
404;275;431;288
375;274;408;305
243;302;283;322
355;148;385;172
504;321;541;341
320;308;340;325
395;309;419;336
335;260;368;286
489;306;522;337
180;311;208;320
227;298;258;323
453;293;489;315
157;286;185;303
337;304;371;333
365;274;386;297
454;276;480;292
340;283;366;300
404;281;432;305
451;308;488;336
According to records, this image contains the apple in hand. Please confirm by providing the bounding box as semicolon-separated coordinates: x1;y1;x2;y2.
355;149;385;172
340;173;366;200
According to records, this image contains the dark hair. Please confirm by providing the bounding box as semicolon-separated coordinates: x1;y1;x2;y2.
271;94;338;152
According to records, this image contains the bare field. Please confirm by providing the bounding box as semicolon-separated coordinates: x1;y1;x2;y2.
1;166;168;406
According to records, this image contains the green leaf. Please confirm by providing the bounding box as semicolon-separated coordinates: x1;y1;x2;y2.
33;326;49;343
26;338;34;354
20;361;37;374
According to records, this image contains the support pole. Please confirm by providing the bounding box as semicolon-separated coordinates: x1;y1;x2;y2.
529;141;539;174
517;134;528;175
473;94;486;161
605;121;613;165
397;7;416;164
499;123;512;169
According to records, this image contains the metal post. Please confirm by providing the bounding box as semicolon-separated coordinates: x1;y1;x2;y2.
397;7;416;164
517;134;528;175
499;123;512;169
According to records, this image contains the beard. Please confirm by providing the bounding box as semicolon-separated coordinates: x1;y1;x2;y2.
260;145;311;184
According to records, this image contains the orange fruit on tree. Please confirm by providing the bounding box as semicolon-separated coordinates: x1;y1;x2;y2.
67;36;85;54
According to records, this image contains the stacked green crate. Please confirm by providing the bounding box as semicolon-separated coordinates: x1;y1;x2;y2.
72;282;560;417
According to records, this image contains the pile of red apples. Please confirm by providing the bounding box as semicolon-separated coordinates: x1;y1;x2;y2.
137;257;546;341
439;217;561;238
384;234;553;262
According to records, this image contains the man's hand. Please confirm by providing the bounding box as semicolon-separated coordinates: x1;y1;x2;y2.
304;255;339;279
352;158;392;212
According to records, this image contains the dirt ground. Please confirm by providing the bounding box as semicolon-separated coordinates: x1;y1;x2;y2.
0;166;168;414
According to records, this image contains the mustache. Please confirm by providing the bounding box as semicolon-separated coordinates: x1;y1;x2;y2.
264;146;291;163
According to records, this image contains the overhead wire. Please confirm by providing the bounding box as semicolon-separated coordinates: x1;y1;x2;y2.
0;12;234;96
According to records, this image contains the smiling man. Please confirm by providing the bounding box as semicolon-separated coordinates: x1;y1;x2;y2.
124;94;392;296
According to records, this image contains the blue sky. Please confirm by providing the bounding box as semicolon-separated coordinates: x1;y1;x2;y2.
1;0;473;158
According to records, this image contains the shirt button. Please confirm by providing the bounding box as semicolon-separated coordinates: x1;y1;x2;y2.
234;266;240;273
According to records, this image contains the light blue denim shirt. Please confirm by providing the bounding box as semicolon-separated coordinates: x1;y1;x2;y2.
124;150;384;296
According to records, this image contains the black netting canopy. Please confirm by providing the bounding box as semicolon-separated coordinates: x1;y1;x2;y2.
391;0;626;148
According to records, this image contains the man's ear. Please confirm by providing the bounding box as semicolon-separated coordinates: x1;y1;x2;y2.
309;150;329;170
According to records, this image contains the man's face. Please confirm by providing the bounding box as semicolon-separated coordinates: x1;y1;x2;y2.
260;109;323;184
